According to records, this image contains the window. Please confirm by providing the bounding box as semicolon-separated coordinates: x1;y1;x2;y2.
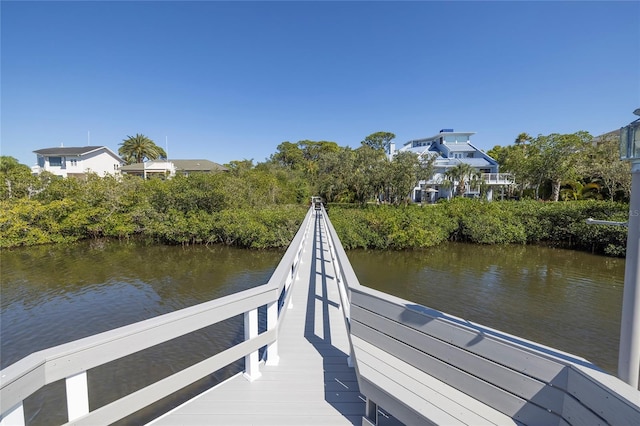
49;156;62;167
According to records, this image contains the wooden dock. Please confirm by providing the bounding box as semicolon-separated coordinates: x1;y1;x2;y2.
151;212;366;425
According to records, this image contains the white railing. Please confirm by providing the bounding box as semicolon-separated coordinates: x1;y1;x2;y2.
5;203;638;426
0;207;314;426
316;204;363;367
481;172;515;184
348;286;640;425
318;205;639;426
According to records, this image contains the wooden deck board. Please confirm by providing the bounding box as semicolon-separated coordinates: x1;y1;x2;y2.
150;212;365;425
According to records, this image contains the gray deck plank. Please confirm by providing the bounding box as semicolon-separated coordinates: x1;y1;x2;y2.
150;211;365;425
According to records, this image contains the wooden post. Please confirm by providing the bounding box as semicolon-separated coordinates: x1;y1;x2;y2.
243;308;261;381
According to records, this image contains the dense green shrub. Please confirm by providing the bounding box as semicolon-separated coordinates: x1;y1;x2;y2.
0;168;630;258
211;206;306;248
328;205;455;250
443;198;527;244
327;199;628;256
0;172;308;249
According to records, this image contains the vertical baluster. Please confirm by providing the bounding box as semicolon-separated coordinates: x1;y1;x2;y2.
265;301;279;366
287;265;294;310
66;371;89;421
0;402;25;426
243;308;261;381
364;398;379;425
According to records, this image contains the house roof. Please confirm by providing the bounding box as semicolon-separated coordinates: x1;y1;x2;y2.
445;144;476;152
34;146;107;156
120;159;228;173
435;157;494;167
33;146;123;162
120;161;174;172
171;160;228;172
594;129;621;143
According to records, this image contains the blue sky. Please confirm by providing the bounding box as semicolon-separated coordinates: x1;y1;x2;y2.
2;1;639;167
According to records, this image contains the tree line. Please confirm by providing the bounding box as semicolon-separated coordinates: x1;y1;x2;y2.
0;128;631;254
488;131;629;202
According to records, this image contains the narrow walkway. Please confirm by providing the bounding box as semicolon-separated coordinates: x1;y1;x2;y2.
151;211;365;425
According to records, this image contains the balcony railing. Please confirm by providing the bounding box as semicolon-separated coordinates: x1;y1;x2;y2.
480;173;515;184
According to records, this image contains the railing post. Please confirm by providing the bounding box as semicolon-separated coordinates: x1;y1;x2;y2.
243;308;262;382
364;398;378;426
66;371;89;421
286;269;294;310
0;402;25;426
265;301;279;366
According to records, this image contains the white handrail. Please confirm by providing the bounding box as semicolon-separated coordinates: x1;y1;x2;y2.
0;206;316;426
318;204;362;367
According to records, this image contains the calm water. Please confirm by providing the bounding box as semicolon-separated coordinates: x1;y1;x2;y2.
1;240;283;425
0;240;627;424
347;242;625;374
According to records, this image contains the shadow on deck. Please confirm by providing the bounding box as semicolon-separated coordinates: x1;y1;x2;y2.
305;213;365;425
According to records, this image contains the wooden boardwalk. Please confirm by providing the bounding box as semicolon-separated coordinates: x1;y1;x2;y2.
151;212;366;425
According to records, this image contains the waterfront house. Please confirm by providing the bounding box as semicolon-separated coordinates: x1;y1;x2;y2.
120;159;228;179
32;146;124;178
387;129;514;202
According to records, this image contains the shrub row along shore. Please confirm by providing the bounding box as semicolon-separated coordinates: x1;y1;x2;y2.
1;196;629;257
0;199;308;249
329;199;629;256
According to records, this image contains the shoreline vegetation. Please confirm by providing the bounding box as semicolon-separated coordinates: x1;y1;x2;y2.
1;131;631;256
328;199;628;257
1;189;628;257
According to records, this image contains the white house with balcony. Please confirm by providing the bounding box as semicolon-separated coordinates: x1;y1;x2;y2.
387;129;514;202
32;146;124;178
119;159;228;179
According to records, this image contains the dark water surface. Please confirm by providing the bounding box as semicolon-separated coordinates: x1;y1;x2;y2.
347;242;625;375
1;240;283;425
1;240;626;424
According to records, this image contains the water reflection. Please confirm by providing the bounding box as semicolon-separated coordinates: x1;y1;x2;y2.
346;242;624;374
0;239;627;423
1;240;283;369
1;240;283;425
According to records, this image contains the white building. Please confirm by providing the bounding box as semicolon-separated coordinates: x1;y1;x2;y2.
32;146;124;178
119;159;228;178
387;129;514;202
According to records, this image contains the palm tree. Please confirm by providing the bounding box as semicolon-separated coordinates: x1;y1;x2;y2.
514;132;532;146
445;163;479;197
118;134;167;165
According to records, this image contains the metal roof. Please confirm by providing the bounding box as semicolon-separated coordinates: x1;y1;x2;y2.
435;157;493;167
445;144;476;152
33;146;107;156
171;159;228;172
